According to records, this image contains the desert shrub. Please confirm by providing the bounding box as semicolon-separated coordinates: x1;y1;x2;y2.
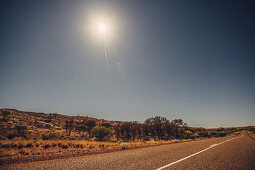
42;133;59;140
217;131;227;137
2;144;11;149
44;124;52;129
19;150;25;155
120;142;128;149
62;145;68;149
1;110;10;116
12;143;17;148
208;131;217;136
42;134;47;140
74;144;84;148
99;144;104;148
7;134;15;140
0;135;6;140
198;131;205;137
15;125;27;137
92;126;112;141
25;143;33;148
101;122;111;128
18;144;24;149
0;117;9;122
184;130;193;139
143;136;151;141
43;144;50;149
35;123;44;128
194;133;200;138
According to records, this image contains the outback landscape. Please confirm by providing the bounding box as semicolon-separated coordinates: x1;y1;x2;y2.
1;108;254;165
1;0;255;169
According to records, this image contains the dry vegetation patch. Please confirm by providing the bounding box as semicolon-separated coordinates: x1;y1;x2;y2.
1;108;252;165
0;139;189;165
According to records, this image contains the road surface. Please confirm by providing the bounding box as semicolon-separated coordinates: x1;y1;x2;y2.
3;132;255;170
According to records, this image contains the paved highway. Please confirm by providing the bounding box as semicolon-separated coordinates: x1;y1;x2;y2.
3;132;255;170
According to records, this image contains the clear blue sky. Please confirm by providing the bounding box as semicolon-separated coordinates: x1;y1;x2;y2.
1;0;254;128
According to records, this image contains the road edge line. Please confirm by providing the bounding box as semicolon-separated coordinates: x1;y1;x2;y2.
155;135;241;170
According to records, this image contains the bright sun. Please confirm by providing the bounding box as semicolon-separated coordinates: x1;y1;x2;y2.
98;23;106;32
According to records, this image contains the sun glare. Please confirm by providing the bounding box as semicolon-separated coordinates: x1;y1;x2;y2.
98;23;106;32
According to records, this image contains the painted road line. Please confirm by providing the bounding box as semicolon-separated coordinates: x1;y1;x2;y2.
156;136;242;170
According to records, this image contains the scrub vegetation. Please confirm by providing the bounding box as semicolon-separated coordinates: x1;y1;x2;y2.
0;109;253;163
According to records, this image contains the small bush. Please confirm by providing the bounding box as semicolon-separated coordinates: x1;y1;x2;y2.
194;133;200;138
19;150;25;155
18;144;24;149
0;135;6;140
12;143;17;148
7;134;16;140
25;143;33;148
143;136;151;141
101;122;111;128
43;144;50;149
42;133;59;140
91;126;112;141
217;131;227;137
62;145;68;149
2;144;11;149
120;143;128;149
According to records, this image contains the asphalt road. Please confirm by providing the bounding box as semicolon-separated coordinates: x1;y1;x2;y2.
3;132;255;170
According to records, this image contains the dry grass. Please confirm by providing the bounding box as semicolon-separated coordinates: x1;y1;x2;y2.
230;131;241;137
0;139;188;158
247;131;255;140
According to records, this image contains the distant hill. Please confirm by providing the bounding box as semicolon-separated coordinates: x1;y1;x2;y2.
0;108;254;141
0;108;121;140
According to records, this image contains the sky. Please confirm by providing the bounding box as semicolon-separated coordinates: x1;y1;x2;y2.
1;0;255;128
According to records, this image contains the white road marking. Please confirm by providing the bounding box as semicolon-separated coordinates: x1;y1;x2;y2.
155;135;242;170
209;144;218;147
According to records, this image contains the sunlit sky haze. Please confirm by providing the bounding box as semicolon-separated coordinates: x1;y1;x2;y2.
1;0;255;128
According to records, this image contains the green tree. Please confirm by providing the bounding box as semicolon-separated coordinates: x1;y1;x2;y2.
171;119;187;139
130;121;139;141
114;124;121;141
64;119;74;136
184;130;193;139
145;116;168;140
162;120;174;139
101;122;111;128
85;119;96;137
15;125;27;138
120;122;132;140
91;126;111;141
81;120;87;137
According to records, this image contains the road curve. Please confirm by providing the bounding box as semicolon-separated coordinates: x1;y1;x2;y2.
3;132;255;170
